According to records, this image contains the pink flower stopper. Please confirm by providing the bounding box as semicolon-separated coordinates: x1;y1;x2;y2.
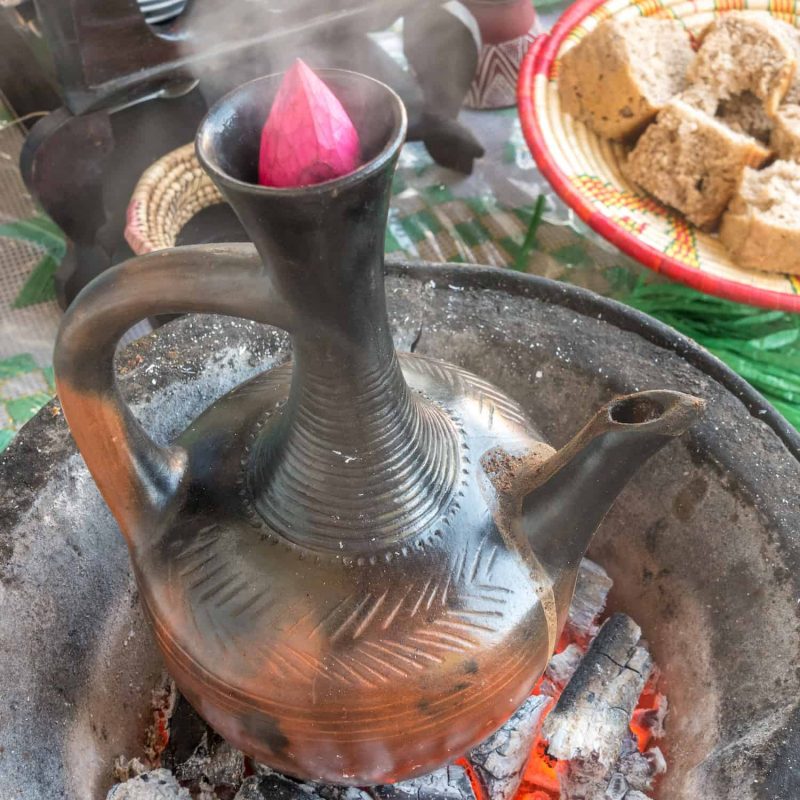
258;59;362;188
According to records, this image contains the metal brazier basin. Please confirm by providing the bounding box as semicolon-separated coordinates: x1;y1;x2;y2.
0;263;798;799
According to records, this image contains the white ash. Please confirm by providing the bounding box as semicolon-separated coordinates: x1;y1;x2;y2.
114;757;150;784
107;769;190;800
544;614;653;768
243;768;375;800
468;694;551;800
556;735;666;800
632;695;668;741
174;731;245;791
540;643;584;697
564;559;613;642
374;765;477;800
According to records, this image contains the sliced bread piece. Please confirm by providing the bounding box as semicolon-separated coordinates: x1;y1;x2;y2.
679;84;774;143
625;98;771;230
720;160;800;274
777;18;800;103
558;18;694;139
688;12;796;115
718;92;775;143
771;104;800;160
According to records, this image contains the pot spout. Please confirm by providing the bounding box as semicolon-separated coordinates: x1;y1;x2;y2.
521;390;705;626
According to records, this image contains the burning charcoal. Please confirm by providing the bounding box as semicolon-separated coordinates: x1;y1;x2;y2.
106;769;190;799
174;730;245;794
631;695;668;744
564;559;613;644
606;772;629;800
543;614;652;768
556;732;664;800
374;764;477;800
244;768;372;800
468;694;551;800
541;643;584;697
160;693;213;773
235;773;313;800
557;755;609;800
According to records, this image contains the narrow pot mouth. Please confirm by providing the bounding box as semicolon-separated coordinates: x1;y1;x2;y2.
196;68;408;197
608;395;667;426
606;390;706;435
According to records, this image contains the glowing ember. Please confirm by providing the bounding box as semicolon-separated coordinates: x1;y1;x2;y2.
258;59;361;188
513;618;667;799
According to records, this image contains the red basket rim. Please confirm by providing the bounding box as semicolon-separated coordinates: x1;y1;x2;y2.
516;2;800;313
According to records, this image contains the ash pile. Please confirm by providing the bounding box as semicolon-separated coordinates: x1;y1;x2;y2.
108;560;667;800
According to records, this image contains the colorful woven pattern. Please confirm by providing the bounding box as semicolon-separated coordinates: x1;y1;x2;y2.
518;0;800;311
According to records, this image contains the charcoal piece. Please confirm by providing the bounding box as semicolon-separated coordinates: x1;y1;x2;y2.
106;769;190;799
541;643;584;697
631;696;668;742
235;773;311;800
543;614;652;768
175;731;245;790
557;755;610;800
565;559;613;642
468;694;551;800
243;768;373;800
557;732;663;800
605;772;629;800
373;764;477;800
160;693;210;771
610;739;663;793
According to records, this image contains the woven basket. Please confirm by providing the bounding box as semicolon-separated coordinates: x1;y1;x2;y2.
517;0;800;312
125;143;223;255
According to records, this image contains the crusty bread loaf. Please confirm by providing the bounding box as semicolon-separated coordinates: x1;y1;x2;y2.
688;12;797;115
720;160;800;274
625;98;771;230
771;104;800;160
558;18;694;139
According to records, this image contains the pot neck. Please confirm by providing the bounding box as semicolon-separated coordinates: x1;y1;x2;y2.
218;150;407;432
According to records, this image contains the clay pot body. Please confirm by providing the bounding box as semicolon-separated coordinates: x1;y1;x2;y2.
54;70;703;784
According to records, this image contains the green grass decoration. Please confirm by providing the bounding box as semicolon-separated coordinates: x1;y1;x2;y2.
514;194;547;271
0;215;66;308
618;280;800;430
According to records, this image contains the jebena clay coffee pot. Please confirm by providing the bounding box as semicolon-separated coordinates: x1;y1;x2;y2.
54;70;704;785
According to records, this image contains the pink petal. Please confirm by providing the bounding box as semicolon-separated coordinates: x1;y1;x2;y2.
258;59;361;188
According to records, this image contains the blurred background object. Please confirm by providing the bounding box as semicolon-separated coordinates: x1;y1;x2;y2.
1;0;798;453
3;0;494;306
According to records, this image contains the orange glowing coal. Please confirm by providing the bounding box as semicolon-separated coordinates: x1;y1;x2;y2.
512;639;664;798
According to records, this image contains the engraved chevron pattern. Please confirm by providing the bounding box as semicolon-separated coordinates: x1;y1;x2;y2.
303;532;509;687
176;524;275;657
173;524;512;689
405;355;529;427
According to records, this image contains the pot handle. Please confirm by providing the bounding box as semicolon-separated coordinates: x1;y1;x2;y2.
54;243;292;543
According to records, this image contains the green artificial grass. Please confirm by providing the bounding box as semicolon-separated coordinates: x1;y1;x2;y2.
618;280;800;431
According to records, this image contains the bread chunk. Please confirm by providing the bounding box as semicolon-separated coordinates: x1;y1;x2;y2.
625;99;771;229
719;92;775;143
680;84;774;142
720;160;800;274
558;18;694;139
688;12;796;115
771;104;800;160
